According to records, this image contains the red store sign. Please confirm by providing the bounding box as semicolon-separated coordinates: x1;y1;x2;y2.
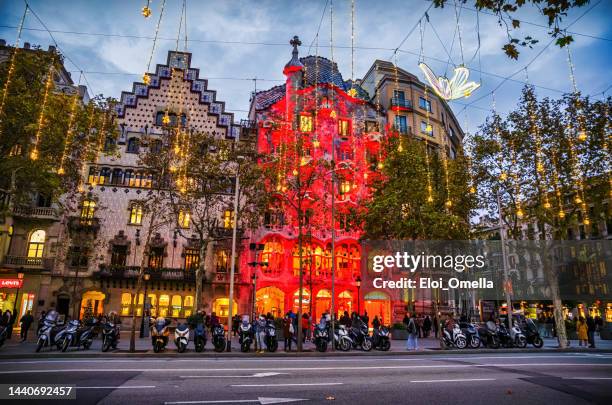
0;279;23;289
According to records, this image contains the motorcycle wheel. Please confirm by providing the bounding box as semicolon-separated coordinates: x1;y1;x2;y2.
83;341;92;350
532;336;544;349
339;339;351;352
241;342;250;353
361;338;373;352
267;339;278;352
316;340;328;353
455;336;467;349
516;336;527;349
61;338;70;352
102;339;111;352
470;335;481;348
490;338;500;349
214;340;225;353
195;338;204;352
36;338;44;352
381;340;391;351
154;341;163;353
178;342;186;353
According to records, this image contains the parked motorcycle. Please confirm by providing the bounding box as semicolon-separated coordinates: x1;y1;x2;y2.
238;322;253;353
459;322;481;348
348;319;372;351
371;325;391;351
314;323;329;352
60;319;97;352
441;324;467;349
150;317;170;353
265;319;278;352
0;325;7;348
36;311;64;352
194;323;206;352
508;321;527;348
334;325;353;351
212;324;226;352
478;321;500;349
174;323;190;353
101;320;120;352
523;318;544;348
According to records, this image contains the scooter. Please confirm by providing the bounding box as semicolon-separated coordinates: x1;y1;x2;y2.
193;323;206;352
478;321;500;349
348;319;372;351
509;321;527;348
371;325;391;351
523;318;544;348
174;323;189;353
36;311;64;352
460;322;481;348
211;324;225;352
441;324;467;349
334;325;353;351
151;317;170;353
314;323;329;352
60;319;97;352
238;322;253;352
101;320;120;352
265;319;278;352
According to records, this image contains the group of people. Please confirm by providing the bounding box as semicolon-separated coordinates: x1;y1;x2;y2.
1;309;35;342
575;314;602;348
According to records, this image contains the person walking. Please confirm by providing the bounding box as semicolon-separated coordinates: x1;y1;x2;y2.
586;314;596;348
577;316;588;347
423;315;432;338
19;310;34;342
2;310;14;339
406;313;418;351
255;314;267;354
433;315;439;339
372;315;381;330
301;313;310;343
362;311;369;329
283;314;294;352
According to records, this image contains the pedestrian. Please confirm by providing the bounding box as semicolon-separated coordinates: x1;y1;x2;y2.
37;310;47;334
586;314;596;348
406;313;418;351
417;314;424;338
433;315;439;339
301;313;310;343
19;310;34;342
595;315;603;336
2;310;14;339
341;311;351;327
283;314;294;352
372;315;381;330
255;314;267;354
423;315;431;338
362;311;369;329
576;316;588;347
232;314;240;337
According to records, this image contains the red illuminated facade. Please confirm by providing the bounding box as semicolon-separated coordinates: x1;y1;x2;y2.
245;36;393;323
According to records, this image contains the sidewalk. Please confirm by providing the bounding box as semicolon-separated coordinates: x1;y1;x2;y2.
1;332;611;358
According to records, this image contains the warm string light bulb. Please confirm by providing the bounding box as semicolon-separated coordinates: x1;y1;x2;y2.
143;74;151;85
577;130;587;142
445;200;452;208
516;208;524;219
499;172;508;181
142;0;152;18
469;186;476;194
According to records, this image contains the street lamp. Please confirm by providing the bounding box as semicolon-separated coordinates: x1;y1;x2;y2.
356;276;361;316
251;273;258;322
139;272;151;338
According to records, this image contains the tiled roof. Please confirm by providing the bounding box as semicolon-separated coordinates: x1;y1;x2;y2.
254;55;370;110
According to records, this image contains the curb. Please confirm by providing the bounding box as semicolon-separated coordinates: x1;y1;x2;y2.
1;347;610;359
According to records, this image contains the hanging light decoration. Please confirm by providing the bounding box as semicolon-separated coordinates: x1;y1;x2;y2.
142;0;166;87
30;64;55;160
58;81;82;175
142;0;152;18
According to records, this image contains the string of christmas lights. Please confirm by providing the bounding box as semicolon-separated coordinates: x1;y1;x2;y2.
143;0;166;85
423;85;433;204
30;64;54;160
58;76;82;175
77;102;98;192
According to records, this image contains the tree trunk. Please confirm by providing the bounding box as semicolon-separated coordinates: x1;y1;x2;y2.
297;206;304;352
195;239;209;312
543;244;568;348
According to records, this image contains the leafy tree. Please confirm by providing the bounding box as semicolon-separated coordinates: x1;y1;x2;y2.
433;0;590;59
471;85;610;347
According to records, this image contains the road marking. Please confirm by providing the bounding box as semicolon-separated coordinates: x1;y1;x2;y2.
563;377;612;380
231;383;343;387
181;372;286;378
165;397;307;404
1;363;610;374
410;378;496;383
77;385;156;389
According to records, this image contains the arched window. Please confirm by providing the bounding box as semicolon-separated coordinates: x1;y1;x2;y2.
126;137;139;153
103;136;116;152
129;204;143;225
183;296;194;317
171;295;182;317
87;167;96;184
120;293;132;316
158;294;170;317
124;170;134;186
27;230;46;258
111;168;123;185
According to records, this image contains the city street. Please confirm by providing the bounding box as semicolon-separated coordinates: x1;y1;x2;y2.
1;352;611;404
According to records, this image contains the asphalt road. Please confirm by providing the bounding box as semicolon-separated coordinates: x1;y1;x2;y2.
1;352;611;405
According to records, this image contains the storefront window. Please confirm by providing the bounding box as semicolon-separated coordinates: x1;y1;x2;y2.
148;294;157;317
159;294;170;317
120;293;131;316
183;296;194;317
18;293;35;320
133;293;144;316
0;292;17;313
171;295;182;317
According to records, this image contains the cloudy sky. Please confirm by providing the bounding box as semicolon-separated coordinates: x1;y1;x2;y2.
1;0;610;133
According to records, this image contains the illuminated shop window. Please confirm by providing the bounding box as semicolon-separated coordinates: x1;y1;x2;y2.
171;295;182;317
148;294;157;317
27;230;46;258
183;296;194;317
158;294;170;317
120;293;132;316
133;293;144;316
299;115;313;132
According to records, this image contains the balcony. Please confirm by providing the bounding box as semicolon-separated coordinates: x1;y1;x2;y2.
3;255;55;271
67;216;101;234
95;264;196;281
12;206;58;220
392;125;413;136
390;97;413;111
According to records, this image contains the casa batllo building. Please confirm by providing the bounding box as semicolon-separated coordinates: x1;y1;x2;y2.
59;51;251;326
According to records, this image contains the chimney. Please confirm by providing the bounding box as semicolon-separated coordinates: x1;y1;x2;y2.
48;45;56;53
23;42;30;49
0;39;6;47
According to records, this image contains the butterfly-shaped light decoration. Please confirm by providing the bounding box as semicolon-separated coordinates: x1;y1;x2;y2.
418;62;481;100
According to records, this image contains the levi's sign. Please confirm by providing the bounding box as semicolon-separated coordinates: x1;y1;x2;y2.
0;279;23;288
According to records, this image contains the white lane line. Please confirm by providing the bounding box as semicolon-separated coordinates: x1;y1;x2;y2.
563;377;612;380
77;386;156;389
165;398;307;404
1;363;611;374
231;383;343;387
181;372;287;378
410;378;496;383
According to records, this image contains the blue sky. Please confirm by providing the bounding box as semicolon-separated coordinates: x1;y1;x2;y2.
1;0;611;133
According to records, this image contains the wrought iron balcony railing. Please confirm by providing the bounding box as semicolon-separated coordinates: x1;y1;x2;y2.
96;264;196;281
12;206;59;219
390;97;413;109
3;255;55;270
